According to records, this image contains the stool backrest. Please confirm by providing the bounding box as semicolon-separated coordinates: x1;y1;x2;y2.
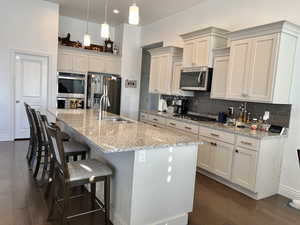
43;119;70;179
30;108;44;145
298;149;300;167
24;103;34;136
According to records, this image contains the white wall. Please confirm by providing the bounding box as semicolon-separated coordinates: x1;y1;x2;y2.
59;16;116;45
118;24;142;120
141;0;300;200
0;0;59;141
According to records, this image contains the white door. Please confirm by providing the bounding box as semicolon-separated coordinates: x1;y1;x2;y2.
213;141;234;180
231;147;257;191
194;37;210;67
14;53;48;139
197;137;214;172
247;34;279;102
227;39;252;100
183;40;195;68
211;56;229;99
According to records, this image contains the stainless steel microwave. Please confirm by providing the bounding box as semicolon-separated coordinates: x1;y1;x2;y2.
180;67;213;91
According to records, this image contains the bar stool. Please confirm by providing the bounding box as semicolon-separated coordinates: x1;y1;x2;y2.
45;123;112;225
24;103;35;163
38;113;90;197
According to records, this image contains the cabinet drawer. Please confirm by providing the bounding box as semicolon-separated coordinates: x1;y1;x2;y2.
140;113;148;121
236;136;259;151
165;119;181;129
199;126;235;144
177;122;199;134
148;115;166;125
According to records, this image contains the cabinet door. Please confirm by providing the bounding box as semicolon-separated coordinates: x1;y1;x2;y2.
247;34;279;102
194;37;210;67
105;57;121;75
183;40;195;68
171;62;182;95
72;54;88;73
158;54;171;94
149;56;160;93
88;56;105;73
57;52;73;72
213;141;234;180
232;147;257;191
227;39;252;100
197;137;214;172
211;56;229;99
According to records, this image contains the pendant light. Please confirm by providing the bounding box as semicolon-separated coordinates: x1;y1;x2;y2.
83;0;91;46
101;0;110;39
129;1;139;25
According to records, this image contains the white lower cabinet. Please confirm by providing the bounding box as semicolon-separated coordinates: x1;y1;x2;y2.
198;136;234;180
213;141;234;180
197;137;213;172
231;147;257;192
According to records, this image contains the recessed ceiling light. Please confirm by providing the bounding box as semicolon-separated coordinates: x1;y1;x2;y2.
113;9;119;14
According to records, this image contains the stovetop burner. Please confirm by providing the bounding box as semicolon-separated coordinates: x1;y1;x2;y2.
173;114;217;122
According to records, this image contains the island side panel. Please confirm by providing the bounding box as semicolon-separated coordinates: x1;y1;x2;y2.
130;144;198;225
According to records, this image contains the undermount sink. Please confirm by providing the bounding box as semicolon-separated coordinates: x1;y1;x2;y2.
102;117;133;123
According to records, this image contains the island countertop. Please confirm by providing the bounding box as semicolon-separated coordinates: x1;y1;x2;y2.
48;108;199;153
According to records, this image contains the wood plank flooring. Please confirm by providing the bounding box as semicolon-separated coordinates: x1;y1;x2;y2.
0;140;300;225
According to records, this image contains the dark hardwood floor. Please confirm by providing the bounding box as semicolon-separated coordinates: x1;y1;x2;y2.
0;140;300;225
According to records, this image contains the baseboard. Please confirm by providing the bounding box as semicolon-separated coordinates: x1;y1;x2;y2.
279;184;300;200
0;130;10;142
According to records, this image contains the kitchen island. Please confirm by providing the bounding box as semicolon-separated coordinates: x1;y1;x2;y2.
48;109;200;225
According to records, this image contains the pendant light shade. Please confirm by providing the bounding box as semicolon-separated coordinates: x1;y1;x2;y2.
83;34;91;46
129;3;139;25
101;23;110;39
101;0;110;39
84;0;91;46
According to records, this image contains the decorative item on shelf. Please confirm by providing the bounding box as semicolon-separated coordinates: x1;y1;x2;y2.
84;44;104;52
58;33;82;48
105;38;114;53
113;45;119;55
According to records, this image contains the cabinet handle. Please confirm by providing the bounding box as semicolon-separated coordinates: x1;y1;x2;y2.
210;142;217;146
185;126;192;130
170;123;176;126
210;133;219;138
153;118;158;121
235;149;239;153
241;141;252;146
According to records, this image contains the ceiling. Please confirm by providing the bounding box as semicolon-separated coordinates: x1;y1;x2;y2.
46;0;205;26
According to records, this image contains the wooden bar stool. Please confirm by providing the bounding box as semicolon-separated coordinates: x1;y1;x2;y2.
38;113;90;197
45;123;112;225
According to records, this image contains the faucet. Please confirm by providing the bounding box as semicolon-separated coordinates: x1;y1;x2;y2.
98;82;111;120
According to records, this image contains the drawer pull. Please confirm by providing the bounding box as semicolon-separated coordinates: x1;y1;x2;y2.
153;118;158;121
210;142;217;146
210;133;219;138
185;127;192;130
241;141;252;146
170;123;176;126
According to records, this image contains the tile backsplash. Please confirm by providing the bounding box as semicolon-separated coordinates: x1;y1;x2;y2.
162;92;291;127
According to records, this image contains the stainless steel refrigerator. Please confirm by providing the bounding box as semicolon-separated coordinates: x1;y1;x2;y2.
86;73;121;115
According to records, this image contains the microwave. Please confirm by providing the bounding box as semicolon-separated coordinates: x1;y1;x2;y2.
57;72;86;99
180;67;213;91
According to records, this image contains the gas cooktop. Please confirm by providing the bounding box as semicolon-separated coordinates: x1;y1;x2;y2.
173;114;217;122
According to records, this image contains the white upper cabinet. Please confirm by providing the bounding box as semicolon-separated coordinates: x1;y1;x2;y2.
58;52;88;73
149;46;193;96
226;21;300;104
210;48;230;99
180;27;229;68
58;47;121;75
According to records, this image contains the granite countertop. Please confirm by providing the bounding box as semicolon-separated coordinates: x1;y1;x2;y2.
47;109;199;153
142;110;288;140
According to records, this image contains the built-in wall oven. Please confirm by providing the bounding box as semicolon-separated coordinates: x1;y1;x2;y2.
57;72;87;109
180;67;213;91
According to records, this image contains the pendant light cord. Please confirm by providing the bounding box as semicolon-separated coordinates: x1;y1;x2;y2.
105;0;108;23
86;0;90;33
